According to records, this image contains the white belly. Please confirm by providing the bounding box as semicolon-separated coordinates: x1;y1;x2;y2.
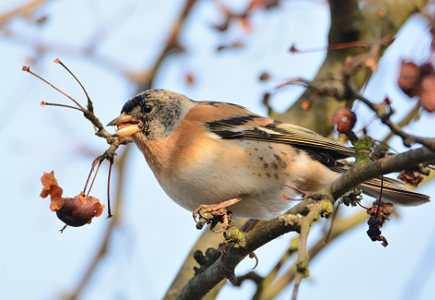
152;139;338;219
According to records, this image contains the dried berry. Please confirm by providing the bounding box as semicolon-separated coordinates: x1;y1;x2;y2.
397;61;420;97
259;72;271;81
56;193;104;227
366;202;394;247
289;43;298;53
301;100;311;111
331;108;356;133
185;72;195;85
367;216;388;247
419;74;435;112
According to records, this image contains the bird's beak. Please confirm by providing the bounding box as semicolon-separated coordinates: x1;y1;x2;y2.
107;113;142;138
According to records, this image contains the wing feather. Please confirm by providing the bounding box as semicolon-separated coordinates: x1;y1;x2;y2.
205;110;354;159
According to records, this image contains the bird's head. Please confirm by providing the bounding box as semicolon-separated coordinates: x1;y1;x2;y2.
108;89;195;141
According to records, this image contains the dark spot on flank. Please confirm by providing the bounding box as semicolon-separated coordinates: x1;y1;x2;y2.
258;156;264;160
280;151;287;156
254;147;259;151
274;154;282;161
257;173;262;177
274;174;279;179
264;163;269;169
268;146;273;150
280;161;288;168
295;149;301;154
271;163;278;169
266;173;271;178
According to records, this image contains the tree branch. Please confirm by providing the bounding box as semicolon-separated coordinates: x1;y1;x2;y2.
260;211;368;300
276;0;427;134
330;147;435;200
0;0;49;24
64;146;131;300
128;0;199;90
175;145;434;299
353;91;435;150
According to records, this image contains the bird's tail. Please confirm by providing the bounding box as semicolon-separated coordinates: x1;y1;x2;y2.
360;177;430;206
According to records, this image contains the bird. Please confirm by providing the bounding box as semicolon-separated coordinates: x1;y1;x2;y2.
108;89;429;225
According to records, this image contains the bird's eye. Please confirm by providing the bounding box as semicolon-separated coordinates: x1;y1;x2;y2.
143;104;153;113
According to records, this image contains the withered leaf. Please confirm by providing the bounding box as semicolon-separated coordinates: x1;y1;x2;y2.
40;171;65;211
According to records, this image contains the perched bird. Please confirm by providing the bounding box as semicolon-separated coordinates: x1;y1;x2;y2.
108;89;429;223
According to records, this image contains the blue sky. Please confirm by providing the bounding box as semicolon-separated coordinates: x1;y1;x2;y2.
1;1;434;299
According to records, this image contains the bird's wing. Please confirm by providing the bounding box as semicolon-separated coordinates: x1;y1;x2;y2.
187;102;355;159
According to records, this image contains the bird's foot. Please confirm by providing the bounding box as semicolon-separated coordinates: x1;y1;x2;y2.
193;197;242;231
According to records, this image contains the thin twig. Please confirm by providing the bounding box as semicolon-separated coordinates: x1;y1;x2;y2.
22;66;87;111
54;58;93;112
291;205;318;300
40;101;82;111
352;90;435;150
0;0;49;24
64;146;130;300
382;102;421;144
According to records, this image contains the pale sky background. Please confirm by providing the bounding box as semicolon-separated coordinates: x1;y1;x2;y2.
0;1;434;300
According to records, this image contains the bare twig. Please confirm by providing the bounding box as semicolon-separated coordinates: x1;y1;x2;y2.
0;0;49;24
64;146;130;300
382;102;421;143
131;0;199;89
352;91;435;150
291;207;318;300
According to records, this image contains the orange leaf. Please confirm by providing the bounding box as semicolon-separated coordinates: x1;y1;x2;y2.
40;171;65;211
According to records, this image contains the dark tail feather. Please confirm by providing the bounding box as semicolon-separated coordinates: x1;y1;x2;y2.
360;177;430;206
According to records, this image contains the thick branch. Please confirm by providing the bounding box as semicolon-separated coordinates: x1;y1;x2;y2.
328;0;364;44
330;147;435;200
164;229;230;300
175;200;331;300
176;146;434;299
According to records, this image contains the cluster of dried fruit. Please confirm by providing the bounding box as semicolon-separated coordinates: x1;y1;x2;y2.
366;202;395;247
398;61;435;112
40;171;104;229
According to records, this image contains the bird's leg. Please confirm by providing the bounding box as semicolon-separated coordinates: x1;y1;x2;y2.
193;197;242;231
285;184;307;196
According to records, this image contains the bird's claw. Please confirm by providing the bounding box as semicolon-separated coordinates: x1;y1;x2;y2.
192;198;242;231
193;205;230;231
